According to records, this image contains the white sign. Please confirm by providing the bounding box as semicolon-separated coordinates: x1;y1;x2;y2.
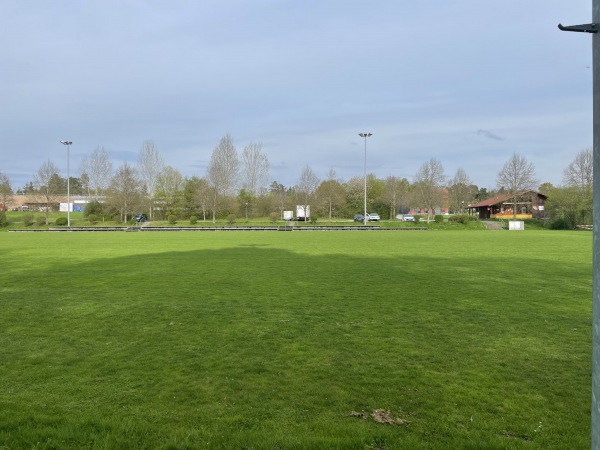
509;220;524;231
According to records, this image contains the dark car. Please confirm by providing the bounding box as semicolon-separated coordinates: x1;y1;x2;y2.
134;213;148;222
354;214;364;223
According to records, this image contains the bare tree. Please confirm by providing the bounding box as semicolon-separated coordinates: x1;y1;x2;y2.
155;166;184;217
0;172;13;212
241;142;269;215
295;165;319;221
138;140;164;219
206;135;239;223
33;160;61;224
381;175;410;219
563;148;592;196
106;163;144;222
496;152;537;220
192;177;212;221
80;146;113;200
414;158;446;222
269;181;288;217
448;168;473;214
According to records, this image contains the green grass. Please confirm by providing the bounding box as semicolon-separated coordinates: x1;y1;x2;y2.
0;230;592;449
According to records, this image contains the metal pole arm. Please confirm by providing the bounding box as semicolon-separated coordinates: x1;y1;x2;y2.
558;23;598;33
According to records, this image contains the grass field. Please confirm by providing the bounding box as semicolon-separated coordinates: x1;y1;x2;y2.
0;230;592;449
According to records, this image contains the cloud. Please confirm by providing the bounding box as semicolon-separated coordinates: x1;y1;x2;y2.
477;129;505;141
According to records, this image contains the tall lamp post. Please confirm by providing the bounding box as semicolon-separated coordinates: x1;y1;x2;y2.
559;8;599;447
60;140;72;227
359;133;372;225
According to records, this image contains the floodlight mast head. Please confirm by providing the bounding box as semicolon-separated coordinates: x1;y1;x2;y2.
60;140;72;146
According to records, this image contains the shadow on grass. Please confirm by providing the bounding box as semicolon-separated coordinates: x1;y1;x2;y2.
0;245;592;449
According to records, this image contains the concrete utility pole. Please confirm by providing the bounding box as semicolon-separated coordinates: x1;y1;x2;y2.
559;4;600;447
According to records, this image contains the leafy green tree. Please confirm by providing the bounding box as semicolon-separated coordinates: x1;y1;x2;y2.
344;176;364;215
269;181;289;217
33;160;61;224
154;166;184;219
315;169;346;220
0;171;13;212
84;200;106;219
544;186;588;228
562;148;592;223
238;189;253;220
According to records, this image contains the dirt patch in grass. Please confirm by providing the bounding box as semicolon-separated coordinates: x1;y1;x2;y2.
351;409;409;426
499;430;532;442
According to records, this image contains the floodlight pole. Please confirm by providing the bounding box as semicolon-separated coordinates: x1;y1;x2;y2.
60;140;72;227
359;133;372;225
560;5;600;448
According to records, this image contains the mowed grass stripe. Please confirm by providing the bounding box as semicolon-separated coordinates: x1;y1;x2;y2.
0;230;592;449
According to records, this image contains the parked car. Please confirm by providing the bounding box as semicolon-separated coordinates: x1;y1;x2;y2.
354;214;364;223
366;213;380;222
402;214;415;222
134;213;148;222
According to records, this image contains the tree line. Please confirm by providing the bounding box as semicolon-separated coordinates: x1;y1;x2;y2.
0;136;593;227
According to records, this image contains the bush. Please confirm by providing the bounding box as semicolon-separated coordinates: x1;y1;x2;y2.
88;214;98;225
269;212;279;223
168;215;177;225
449;214;470;224
35;216;47;226
549;217;576;230
310;216;318;224
434;215;444;223
55;217;68;226
0;211;8;227
23;213;34;227
227;214;236;225
413;215;421;223
84;201;104;218
190;216;198;225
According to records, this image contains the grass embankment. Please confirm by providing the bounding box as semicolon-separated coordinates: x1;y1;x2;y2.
0;231;591;449
1;211;486;231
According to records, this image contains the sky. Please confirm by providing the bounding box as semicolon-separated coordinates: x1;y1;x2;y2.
0;1;594;192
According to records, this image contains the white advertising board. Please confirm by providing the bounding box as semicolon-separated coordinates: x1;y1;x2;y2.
509;220;524;231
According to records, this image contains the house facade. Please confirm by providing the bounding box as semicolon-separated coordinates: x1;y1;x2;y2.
467;190;548;220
